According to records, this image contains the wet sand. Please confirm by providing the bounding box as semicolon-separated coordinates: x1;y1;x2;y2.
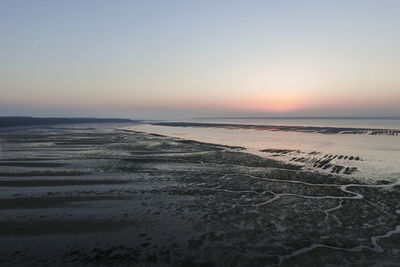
0;125;400;266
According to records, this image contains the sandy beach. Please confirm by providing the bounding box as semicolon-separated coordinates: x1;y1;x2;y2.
1;125;400;266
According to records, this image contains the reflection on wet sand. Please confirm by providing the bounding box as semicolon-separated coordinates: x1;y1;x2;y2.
153;122;400;136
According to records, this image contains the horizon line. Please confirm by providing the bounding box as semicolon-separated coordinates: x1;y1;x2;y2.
194;116;400;120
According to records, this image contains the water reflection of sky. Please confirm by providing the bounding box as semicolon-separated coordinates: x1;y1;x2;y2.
192;119;400;130
126;123;400;181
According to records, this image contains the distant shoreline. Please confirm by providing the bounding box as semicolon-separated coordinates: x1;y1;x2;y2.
152;121;400;136
195;116;400;120
0;117;136;128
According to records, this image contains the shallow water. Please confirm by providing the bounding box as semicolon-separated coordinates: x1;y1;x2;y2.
194;118;400;129
126;121;400;181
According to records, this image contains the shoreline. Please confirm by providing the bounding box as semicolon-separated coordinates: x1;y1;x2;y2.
152;121;400;136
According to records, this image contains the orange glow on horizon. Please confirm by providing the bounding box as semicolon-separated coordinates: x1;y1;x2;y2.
229;91;309;113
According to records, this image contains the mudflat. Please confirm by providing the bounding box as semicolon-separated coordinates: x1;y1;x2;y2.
0;125;400;266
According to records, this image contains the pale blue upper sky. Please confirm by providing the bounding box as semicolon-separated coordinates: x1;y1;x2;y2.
1;0;399;118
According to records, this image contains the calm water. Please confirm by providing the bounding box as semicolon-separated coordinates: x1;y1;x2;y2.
126;118;400;181
193;118;400;129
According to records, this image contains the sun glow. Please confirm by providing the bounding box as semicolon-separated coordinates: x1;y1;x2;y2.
225;90;307;113
247;96;306;112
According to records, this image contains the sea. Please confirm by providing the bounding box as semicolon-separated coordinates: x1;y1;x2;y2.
124;118;400;181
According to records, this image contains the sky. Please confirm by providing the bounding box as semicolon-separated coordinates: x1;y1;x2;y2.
1;0;399;119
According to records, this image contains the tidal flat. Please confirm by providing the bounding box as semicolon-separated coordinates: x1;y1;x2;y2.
1;125;400;266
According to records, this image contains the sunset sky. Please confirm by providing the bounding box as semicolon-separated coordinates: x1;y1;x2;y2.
1;0;399;119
